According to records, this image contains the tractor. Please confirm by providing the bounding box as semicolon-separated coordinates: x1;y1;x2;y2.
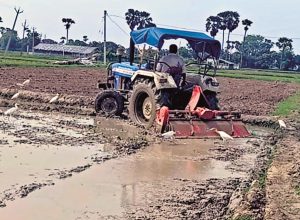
95;27;250;138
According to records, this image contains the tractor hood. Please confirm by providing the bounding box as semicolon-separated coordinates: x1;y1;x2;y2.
130;27;221;59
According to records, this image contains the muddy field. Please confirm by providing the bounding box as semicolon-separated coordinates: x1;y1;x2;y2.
0;67;300;219
0;67;299;115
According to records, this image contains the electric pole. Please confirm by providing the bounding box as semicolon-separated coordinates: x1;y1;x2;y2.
103;10;107;65
21;20;28;55
32;27;35;53
5;7;24;54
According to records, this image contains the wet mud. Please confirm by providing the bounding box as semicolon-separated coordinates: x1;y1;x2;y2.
0;67;298;219
0;105;276;219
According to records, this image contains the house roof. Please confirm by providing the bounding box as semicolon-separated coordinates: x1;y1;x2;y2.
219;59;235;65
34;43;98;54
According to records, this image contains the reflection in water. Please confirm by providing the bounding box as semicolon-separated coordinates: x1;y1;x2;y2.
121;184;136;207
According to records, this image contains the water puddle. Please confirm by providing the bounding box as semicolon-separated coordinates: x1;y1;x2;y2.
95;117;141;139
0;139;244;219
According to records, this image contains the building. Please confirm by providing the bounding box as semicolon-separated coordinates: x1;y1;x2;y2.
33;43;99;57
218;59;239;70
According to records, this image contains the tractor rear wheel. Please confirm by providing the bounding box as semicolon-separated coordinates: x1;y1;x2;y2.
95;91;124;116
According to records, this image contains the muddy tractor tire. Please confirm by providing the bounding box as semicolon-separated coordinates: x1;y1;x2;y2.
95;91;124;116
128;79;166;128
205;92;220;110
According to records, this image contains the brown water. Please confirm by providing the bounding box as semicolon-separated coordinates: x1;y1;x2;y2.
95;117;141;139
0;139;244;219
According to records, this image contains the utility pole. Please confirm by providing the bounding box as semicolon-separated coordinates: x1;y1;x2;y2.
5;7;24;54
32;27;35;53
21;19;28;55
103;10;107;65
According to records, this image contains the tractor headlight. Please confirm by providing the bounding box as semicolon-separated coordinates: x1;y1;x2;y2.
159;78;168;83
211;82;219;86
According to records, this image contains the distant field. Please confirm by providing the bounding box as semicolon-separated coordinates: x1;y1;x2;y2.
0;51;104;68
218;69;300;84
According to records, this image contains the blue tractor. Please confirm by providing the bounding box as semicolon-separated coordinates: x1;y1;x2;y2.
95;27;250;138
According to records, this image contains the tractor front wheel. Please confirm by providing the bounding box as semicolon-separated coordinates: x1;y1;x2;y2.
95;91;124;116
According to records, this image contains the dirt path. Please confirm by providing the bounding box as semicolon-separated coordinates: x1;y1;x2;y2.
265;119;300;219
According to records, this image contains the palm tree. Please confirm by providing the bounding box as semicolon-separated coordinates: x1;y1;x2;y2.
205;16;221;38
62;18;75;43
240;19;253;67
83;35;88;43
216;13;227;50
276;37;293;70
60;36;66;44
125;9;156;30
242;19;253;39
217;11;240;50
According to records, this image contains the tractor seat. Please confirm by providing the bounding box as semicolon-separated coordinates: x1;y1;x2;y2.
166;66;183;87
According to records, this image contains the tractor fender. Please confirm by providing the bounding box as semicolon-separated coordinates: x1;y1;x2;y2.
131;70;177;90
197;75;219;93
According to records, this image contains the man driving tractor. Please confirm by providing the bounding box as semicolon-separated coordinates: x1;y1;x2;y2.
156;44;187;87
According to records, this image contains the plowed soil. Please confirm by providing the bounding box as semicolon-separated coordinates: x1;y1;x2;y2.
0;67;299;115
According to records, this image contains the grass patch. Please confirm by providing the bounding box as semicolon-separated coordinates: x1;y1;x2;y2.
187;67;300;84
233;215;253;220
217;70;300;84
0;51;105;68
295;185;300;196
258;146;278;189
273;92;300;116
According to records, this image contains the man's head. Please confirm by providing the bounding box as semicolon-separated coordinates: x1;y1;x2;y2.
169;44;178;54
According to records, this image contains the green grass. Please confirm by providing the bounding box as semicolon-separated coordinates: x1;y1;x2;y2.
232;216;253;220
295;185;300;196
187;67;300;84
0;51;105;68
273;92;300;116
217;69;300;84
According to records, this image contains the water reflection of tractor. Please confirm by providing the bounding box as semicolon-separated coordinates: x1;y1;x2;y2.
95;27;250;138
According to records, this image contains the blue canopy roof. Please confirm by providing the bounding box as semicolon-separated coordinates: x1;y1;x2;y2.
130;27;221;58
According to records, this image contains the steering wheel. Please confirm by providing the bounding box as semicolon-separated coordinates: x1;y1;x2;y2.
156;61;171;71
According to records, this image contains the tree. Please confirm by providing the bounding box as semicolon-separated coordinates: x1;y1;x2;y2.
125;9;156;30
41;39;57;44
276;37;293;70
0;29;20;50
60;36;66;44
0;17;2;23
178;46;193;59
67;39;86;46
205;16;221;38
83;35;88;43
242;35;275;69
240;19;253;67
62;18;75;43
217;11;240;50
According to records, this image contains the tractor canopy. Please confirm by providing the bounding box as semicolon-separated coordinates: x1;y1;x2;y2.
130;27;221;59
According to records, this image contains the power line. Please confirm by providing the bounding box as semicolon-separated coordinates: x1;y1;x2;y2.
109;13;300;41
106;13;129;36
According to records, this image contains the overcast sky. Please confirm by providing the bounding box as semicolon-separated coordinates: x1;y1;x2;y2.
1;0;300;53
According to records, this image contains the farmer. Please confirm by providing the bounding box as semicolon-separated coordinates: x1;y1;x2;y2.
156;44;186;87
